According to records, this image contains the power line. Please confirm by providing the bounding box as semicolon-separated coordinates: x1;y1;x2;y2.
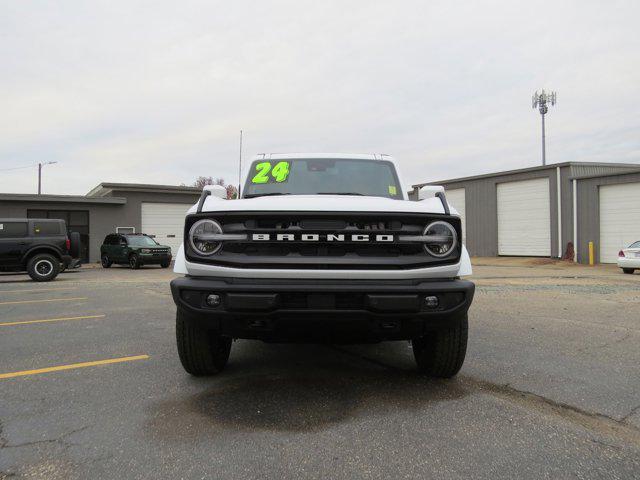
0;163;39;172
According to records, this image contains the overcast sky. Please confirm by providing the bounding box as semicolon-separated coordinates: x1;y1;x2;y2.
1;1;639;195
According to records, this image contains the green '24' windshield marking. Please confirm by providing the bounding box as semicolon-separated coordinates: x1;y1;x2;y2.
251;161;290;184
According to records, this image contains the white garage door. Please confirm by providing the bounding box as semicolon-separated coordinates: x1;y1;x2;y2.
497;178;551;256
599;183;640;263
445;188;466;244
141;203;191;254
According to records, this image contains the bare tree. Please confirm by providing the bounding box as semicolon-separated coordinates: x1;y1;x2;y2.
193;177;237;199
193;176;227;189
226;184;238;200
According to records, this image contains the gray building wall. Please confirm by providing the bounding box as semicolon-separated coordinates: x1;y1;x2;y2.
0;190;200;263
0;200;127;263
429;166;567;258
103;189;200;236
575;171;640;263
413;163;640;262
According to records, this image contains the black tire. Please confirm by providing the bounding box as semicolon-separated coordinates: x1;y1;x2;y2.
176;307;232;376
622;268;635;274
129;253;140;270
160;260;170;268
412;314;468;378
27;253;60;282
101;254;112;268
69;232;81;259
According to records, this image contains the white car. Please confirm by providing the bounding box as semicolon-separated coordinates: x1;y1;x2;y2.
617;241;640;274
171;153;474;378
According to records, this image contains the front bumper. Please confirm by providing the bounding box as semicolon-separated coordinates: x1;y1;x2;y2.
617;257;640;269
170;276;474;342
139;253;172;265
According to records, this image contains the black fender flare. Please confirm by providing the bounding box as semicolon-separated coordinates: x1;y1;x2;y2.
22;246;63;265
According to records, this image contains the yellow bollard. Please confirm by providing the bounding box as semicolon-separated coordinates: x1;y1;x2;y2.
588;241;595;266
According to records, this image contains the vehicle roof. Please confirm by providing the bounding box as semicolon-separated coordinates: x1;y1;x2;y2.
0;218;64;222
251;153;395;161
108;232;151;236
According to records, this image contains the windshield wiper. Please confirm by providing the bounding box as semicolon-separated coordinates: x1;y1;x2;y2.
317;192;365;196
243;192;292;199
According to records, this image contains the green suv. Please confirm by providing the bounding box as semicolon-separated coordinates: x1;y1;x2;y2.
100;233;172;269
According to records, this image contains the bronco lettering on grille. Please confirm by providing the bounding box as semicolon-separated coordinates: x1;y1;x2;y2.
252;233;394;242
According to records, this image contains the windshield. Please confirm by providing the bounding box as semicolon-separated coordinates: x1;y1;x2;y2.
242;158;402;199
127;235;159;247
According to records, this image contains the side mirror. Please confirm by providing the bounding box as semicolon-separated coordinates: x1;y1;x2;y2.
203;184;227;200
418;185;445;200
419;185;450;214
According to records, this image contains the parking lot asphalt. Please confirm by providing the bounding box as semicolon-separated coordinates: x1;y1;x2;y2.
0;261;639;479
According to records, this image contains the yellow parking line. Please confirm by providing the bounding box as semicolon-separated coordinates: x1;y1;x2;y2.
0;287;77;294
0;314;106;327
0;355;150;380
0;297;87;306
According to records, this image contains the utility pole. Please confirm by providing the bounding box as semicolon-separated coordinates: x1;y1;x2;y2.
237;130;243;198
532;90;556;166
37;161;57;194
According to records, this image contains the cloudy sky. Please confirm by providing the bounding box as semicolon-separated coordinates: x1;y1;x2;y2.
1;0;639;195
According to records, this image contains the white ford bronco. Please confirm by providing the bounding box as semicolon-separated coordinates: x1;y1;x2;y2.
171;153;474;377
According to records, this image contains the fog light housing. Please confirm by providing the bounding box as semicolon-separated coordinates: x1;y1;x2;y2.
424;295;439;309
206;293;222;307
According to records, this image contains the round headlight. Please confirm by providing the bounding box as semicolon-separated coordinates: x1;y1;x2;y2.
423;221;457;257
189;219;223;256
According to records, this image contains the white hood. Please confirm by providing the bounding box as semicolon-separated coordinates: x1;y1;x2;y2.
190;195;460;217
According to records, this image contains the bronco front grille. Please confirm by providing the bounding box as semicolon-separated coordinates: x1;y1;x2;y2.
184;212;461;270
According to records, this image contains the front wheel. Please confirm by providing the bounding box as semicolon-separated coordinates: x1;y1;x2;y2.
176;307;232;376
622;268;635;274
101;254;112;268
412;314;468;378
129;253;140;269
27;253;60;282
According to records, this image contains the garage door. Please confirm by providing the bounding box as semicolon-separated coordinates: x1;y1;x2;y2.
141;203;191;253
445;188;466;244
497;178;551;256
599;183;640;263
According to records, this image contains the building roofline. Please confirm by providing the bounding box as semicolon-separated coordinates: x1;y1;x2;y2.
0;193;126;204
412;161;640;188
86;182;202;197
571;168;640;181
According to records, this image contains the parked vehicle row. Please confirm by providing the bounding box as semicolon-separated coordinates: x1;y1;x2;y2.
100;233;172;269
618;240;640;274
0;218;81;281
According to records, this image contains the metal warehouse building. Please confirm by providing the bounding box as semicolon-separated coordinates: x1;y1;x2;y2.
0;183;201;263
412;162;640;264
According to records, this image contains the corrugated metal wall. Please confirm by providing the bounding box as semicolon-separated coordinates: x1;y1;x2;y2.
575;172;640;263
432;168;563;257
413;164;640;261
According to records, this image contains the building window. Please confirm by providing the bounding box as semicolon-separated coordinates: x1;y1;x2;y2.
116;227;135;234
27;210;90;262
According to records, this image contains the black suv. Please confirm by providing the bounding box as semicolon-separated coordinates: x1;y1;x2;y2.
0;218;81;281
100;233;172;269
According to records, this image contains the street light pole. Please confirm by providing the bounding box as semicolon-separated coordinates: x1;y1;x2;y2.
237;130;243;198
37;161;57;194
532;90;556;166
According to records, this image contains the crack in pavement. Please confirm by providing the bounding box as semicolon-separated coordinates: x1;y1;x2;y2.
0;425;89;451
621;404;640;423
330;345;640;448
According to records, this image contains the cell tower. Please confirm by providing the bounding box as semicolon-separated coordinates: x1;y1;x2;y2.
532;89;557;166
